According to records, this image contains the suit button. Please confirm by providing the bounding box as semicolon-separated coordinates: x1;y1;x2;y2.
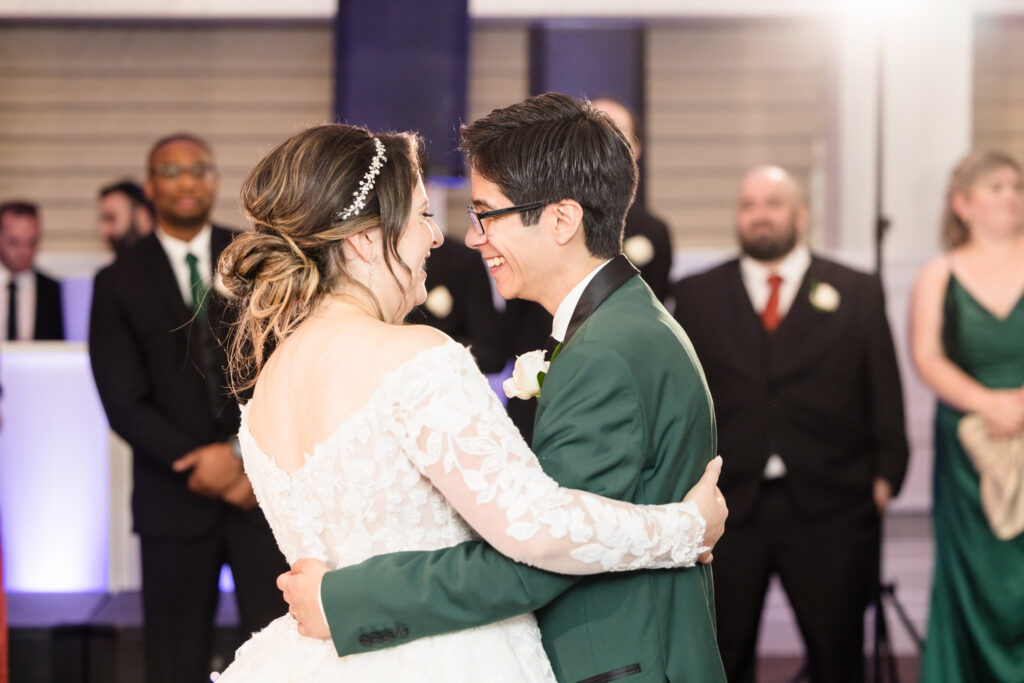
381;630;395;642
358;636;371;647
369;633;383;644
396;627;409;639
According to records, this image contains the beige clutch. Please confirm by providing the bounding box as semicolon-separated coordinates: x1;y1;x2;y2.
958;413;1024;540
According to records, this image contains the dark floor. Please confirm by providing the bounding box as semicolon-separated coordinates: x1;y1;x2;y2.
758;656;920;683
8;592;922;683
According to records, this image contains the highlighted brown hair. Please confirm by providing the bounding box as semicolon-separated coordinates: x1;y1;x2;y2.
219;124;423;397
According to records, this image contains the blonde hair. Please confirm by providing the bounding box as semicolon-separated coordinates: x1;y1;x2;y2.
942;149;1021;249
219;124;423;398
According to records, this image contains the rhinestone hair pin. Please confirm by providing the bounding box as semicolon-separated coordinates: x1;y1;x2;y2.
338;137;388;221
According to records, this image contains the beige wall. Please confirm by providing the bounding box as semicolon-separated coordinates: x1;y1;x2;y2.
974;16;1024;162
646;19;829;249
1;19;834;255
0;21;334;253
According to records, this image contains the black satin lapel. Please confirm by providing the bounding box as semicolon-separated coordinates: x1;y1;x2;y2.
563;254;639;345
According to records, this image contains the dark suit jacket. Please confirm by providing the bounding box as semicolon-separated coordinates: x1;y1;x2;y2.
33;270;64;340
624;203;673;303
408;240;507;373
672;255;909;523
89;227;265;538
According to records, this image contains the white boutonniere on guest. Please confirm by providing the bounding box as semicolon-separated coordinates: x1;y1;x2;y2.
503;349;552;400
623;234;655;267
809;281;840;312
424;285;454;318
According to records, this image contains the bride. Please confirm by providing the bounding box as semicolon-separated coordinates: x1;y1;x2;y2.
213;123;726;681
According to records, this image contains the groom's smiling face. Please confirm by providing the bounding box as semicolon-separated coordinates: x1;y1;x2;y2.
465;170;550;303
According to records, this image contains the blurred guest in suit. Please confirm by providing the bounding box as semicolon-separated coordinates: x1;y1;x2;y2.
593;98;674;302
408;238;507;373
98;180;155;256
673;166;909;683
0;201;64;341
89;133;287;683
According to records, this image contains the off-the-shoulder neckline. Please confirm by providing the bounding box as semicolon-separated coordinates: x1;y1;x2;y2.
240;341;467;476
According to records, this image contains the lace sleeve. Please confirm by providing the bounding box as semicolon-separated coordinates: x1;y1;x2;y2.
385;343;709;575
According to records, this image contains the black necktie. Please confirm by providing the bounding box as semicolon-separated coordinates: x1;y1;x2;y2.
6;279;17;341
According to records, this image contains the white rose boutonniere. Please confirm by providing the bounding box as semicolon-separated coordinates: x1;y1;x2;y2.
424;285;454;318
809;281;840;312
502;349;552;400
623;234;655;267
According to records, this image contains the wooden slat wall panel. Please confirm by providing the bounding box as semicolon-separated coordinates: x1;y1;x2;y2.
0;19;835;253
974;17;1024;164
0;22;334;253
647;21;828;248
467;26;529;122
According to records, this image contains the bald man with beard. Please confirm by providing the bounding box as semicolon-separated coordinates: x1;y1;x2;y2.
671;166;909;682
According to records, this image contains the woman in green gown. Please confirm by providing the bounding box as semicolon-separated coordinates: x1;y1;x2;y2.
911;150;1024;682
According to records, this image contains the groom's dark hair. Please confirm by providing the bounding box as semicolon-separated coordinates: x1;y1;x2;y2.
460;92;638;259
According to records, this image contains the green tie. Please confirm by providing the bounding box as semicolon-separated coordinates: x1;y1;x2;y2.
185;252;207;318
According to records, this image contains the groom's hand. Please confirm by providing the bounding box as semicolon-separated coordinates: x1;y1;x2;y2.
278;558;331;640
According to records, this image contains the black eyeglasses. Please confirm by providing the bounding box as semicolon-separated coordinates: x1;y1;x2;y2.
467;200;549;235
151;162;217;180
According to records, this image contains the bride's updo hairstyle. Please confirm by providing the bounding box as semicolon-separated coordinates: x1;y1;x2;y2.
219;123;423;397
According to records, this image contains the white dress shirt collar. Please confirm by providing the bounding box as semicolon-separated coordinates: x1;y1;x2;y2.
550;259;613;342
156;224;213;306
738;243;812;318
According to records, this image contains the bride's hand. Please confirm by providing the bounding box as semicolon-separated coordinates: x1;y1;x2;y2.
278;558;331;639
682;456;727;564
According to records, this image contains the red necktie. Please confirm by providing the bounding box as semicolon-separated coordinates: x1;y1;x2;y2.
762;274;783;332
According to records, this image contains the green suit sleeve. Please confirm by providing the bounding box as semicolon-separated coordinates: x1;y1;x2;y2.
322;341;649;656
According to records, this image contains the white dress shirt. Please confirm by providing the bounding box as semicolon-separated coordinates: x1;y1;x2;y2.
738;243;811;320
0;265;37;341
738;243;812;479
550;259;613;342
156;224;213;307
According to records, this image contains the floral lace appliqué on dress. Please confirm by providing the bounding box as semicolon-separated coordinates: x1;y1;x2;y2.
215;342;707;682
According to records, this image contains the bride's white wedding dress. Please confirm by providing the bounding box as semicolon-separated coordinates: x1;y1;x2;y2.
215;341;708;682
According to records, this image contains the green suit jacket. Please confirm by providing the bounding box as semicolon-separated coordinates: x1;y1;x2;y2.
321;274;726;682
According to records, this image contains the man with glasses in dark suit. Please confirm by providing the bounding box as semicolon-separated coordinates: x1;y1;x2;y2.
89;133;287;683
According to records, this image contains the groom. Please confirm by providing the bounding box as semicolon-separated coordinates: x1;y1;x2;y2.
282;93;726;682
